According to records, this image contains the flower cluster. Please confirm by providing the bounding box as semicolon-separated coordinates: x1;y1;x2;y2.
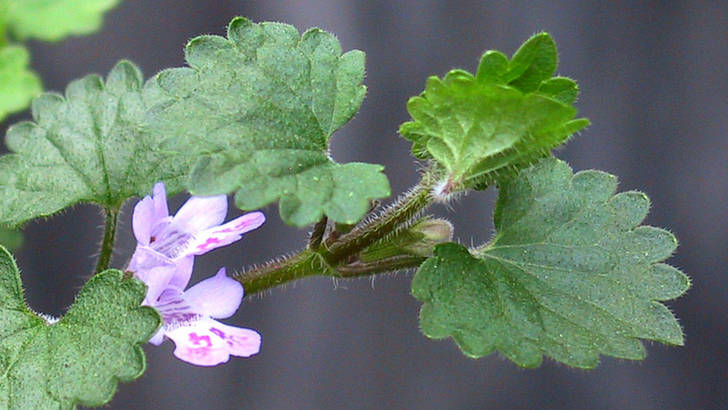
127;182;265;366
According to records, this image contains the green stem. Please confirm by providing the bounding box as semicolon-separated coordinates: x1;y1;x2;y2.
324;173;435;262
95;207;119;273
237;251;329;296
335;255;426;278
237;172;438;296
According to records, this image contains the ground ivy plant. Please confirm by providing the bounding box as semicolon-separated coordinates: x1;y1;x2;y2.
0;16;690;409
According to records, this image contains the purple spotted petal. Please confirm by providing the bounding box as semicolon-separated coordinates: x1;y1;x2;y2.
183;268;243;319
155;287;199;326
172;195;228;233
166;318;260;366
181;212;266;256
166;318;232;366
209;321;261;358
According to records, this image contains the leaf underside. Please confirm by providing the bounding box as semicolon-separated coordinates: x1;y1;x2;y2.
0;246;160;409
400;33;589;190
0;61;193;226
0;46;41;122
412;158;690;368
2;0;120;41
147;17;390;227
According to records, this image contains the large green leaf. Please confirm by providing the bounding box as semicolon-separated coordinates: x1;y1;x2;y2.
0;61;192;226
1;0;120;41
0;45;41;121
412;158;689;368
400;33;589;191
0;246;160;408
147;17;390;227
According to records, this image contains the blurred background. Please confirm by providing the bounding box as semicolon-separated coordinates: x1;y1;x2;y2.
1;1;726;408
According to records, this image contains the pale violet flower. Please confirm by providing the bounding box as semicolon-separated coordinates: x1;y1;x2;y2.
149;267;261;366
128;182;264;305
127;182;264;366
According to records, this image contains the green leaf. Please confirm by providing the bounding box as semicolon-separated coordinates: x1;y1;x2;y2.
0;246;160;408
412;158;690;368
0;46;41;121
147;17;390;227
400;33;589;191
1;0;120;41
0;60;193;226
0;226;22;251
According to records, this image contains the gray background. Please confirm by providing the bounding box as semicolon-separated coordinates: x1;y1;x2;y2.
1;1;726;409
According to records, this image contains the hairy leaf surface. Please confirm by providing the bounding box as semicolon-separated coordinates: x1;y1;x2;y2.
412;158;689;368
0;247;160;408
1;0;120;41
0;46;41;121
147;17;390;227
0;61;192;226
400;33;589;190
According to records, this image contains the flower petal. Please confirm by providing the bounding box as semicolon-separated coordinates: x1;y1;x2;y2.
172;195;228;233
128;247;178;304
152;182;169;221
155;287;201;325
168;255;194;291
166;318;232;366
208;321;261;358
183;268;243;319
181;211;266;256
132;196;155;245
149;328;165;346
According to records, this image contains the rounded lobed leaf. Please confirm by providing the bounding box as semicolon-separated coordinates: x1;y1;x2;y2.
412;158;690;369
0;246;160;408
0;60;194;226
146;17;389;227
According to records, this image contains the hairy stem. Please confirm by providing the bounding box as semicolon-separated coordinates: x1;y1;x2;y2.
237;171;439;296
335;255;426;278
95;207;119;273
324;173;435;262
237;251;329;296
308;216;327;249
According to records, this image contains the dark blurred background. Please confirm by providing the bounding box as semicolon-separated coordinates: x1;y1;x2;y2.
1;1;726;409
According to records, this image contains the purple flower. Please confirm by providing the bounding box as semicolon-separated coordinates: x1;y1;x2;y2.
128;182;264;304
149;268;261;366
127;182;264;366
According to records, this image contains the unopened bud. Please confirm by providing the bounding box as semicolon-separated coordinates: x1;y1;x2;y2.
403;218;453;257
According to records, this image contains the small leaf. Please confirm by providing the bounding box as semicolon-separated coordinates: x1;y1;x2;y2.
400;33;589;191
0;45;41;121
412;158;689;368
0;246;160;408
506;32;557;93
2;0;120;41
147;17;391;227
0;61;193;226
